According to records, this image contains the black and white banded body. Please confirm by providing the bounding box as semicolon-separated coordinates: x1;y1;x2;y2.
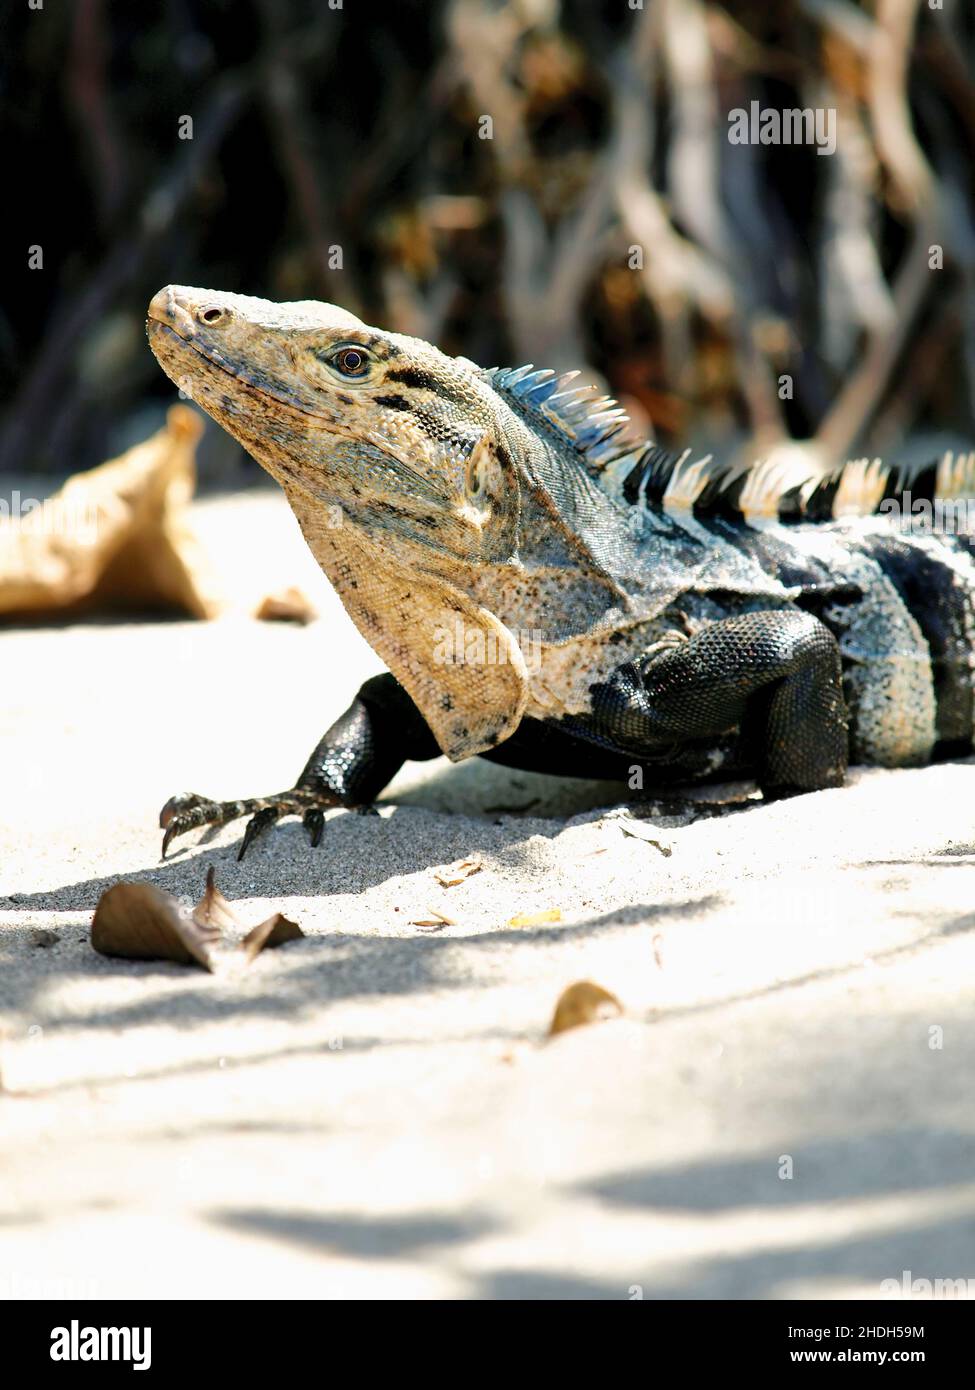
619;446;975;771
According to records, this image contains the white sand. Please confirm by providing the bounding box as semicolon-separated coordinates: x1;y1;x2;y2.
2;491;974;1300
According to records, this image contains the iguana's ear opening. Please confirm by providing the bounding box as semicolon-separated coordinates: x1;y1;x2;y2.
285;492;529;759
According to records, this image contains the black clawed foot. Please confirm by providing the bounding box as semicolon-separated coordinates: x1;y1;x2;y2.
158;786;343;859
302;801;374;848
238;805;281;861
303;808;326;848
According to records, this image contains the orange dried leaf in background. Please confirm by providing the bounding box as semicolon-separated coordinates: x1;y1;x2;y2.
548;981;623;1038
0;405;219;620
91;881;221;970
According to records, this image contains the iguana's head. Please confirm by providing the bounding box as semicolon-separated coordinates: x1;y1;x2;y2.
147;285;533;757
147;285;520;566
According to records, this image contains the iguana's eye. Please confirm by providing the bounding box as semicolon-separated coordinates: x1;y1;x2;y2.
331;347;370;378
301;342;376;387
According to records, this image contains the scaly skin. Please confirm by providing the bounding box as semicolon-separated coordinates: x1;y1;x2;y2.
147;286;975;858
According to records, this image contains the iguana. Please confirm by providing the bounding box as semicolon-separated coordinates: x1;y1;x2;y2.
147;285;975;859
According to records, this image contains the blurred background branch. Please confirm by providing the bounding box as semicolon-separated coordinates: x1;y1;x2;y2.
2;0;972;479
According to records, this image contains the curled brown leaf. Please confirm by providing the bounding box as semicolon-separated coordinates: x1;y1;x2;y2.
548;980;623;1037
91;868;305;971
91;882;221;970
240;914;304;963
193;866;240;930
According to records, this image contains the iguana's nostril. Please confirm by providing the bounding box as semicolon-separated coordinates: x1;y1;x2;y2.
199;306;226;325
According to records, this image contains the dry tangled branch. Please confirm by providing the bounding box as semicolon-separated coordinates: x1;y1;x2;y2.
2;0;972;477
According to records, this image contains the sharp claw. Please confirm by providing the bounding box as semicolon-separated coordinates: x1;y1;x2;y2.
159;794;222;858
160;811;202;858
237;806;279;861
161;820;181;859
303;808;325;847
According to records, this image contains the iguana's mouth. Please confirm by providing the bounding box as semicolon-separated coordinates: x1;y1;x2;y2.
147;319;331;423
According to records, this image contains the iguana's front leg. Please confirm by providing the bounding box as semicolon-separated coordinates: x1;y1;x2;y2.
160;674;441;859
590;609;848;795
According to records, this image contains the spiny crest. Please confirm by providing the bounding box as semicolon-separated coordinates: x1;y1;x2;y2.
489;365;636;471
618;445;719;510
488;363;975;526
936;449;975;499
619;444;975;524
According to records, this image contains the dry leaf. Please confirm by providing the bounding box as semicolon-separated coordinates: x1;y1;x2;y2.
254;586;316;623
618;820;672;855
548;981;623;1037
508;908;562;928
409;908;456;930
433;856;484;887
91;882;221;970
0;406;220;619
91;869;304;971
193;866;240;930
240;914;304;963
